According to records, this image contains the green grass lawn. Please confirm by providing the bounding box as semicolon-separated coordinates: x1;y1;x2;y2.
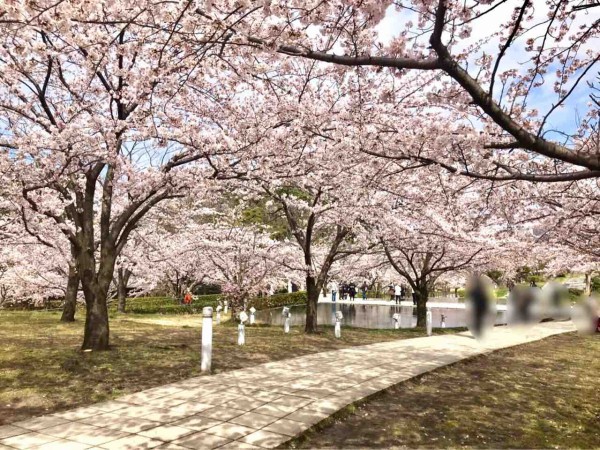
0;310;457;425
283;332;599;449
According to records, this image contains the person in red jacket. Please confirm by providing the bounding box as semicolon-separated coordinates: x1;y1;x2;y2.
183;291;192;305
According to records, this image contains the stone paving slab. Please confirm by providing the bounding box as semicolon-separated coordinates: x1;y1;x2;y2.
0;321;574;449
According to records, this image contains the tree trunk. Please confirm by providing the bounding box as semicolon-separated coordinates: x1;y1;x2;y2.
79;249;114;351
305;275;319;333
60;263;79;322
117;267;131;313
584;272;592;296
81;279;111;351
82;292;109;350
415;284;429;328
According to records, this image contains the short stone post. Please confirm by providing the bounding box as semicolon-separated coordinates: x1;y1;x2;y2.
224;300;228;315
282;307;291;333
334;310;343;338
238;311;248;345
216;304;222;325
426;308;433;336
201;307;213;373
249;306;256;325
392;313;400;329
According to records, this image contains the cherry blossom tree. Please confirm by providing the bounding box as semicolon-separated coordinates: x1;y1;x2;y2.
1;0;596;349
238;1;600;179
0;237;70;308
199;224;289;314
221;97;377;332
364;171;496;326
0;1;257;349
118;204;213;303
120;198;292;314
0;188;79;318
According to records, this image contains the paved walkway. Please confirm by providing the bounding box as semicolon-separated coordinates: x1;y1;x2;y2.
0;321;574;450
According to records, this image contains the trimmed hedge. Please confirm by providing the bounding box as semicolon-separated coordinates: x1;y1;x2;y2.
120;291;306;314
120;294;221;314
568;288;584;302
0;299;65;311
248;291;307;310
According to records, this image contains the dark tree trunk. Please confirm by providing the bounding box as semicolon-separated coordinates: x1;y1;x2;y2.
81;275;111;351
415;284;429;328
584;272;592;296
79;247;114;351
171;272;187;304
60;263;79;322
305;275;319;333
82;287;110;351
117;267;131;313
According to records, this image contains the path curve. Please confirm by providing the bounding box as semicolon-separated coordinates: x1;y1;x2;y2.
0;321;575;449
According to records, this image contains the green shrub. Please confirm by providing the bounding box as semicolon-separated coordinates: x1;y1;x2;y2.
120;291;306;314
1;298;64;311
592;276;600;293
118;294;221;314
248;291;306;310
494;287;509;298
568;288;584;302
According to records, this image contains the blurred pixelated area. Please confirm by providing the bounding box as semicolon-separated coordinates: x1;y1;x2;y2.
466;275;599;339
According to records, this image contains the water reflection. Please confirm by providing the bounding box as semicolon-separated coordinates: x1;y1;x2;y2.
255;303;506;329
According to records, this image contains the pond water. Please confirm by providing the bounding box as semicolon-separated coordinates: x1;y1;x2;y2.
254;303;507;329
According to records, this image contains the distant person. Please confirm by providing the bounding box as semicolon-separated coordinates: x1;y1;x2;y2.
466;276;491;338
394;284;401;305
388;284;395;302
349;283;357;301
361;282;368;301
183;291;192;305
508;285;538;325
507;279;515;292
572;295;600;334
330;280;338;302
412;291;417;306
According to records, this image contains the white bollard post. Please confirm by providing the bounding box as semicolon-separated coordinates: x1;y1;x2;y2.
224;300;228;315
249;306;256;325
216;305;222;325
238;311;248;345
392;313;400;329
238;324;245;345
201;307;213;373
282;307;291;333
426;308;433;336
334;311;343;338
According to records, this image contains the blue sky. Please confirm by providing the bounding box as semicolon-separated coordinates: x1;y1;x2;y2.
375;2;599;142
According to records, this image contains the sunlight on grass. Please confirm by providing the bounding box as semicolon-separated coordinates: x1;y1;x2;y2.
0;310;448;424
